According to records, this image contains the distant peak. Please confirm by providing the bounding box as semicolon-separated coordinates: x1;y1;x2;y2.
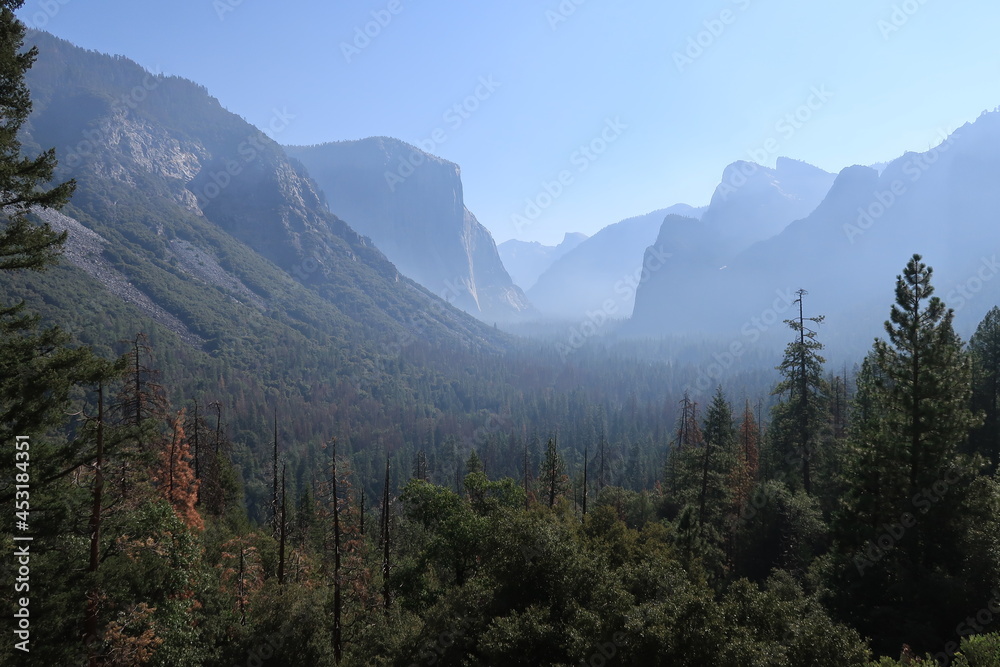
775;156;830;176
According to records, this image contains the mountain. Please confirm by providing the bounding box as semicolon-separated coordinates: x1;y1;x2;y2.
700;157;837;257
9;30;522;467
497;232;588;291
630;114;1000;356
285;138;532;323
526;204;705;321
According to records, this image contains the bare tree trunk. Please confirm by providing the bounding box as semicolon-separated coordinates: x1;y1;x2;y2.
278;464;287;585
359;487;365;537
85;384;105;666
238;545;246;625
381;457;391;612
698;438;713;526
331;439;342;664
192;400;200;480
272;410;279;535
523;442;529;510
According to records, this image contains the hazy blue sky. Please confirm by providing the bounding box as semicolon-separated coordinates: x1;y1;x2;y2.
17;0;1000;244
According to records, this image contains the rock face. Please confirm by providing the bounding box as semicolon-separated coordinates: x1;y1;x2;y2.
286;138;533;322
527;204;705;321
498;232;588;291
629;114;1000;354
701;157;837;256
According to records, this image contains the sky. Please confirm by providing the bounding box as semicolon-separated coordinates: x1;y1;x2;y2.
16;0;1000;245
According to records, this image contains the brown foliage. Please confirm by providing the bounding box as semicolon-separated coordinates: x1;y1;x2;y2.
153;411;203;531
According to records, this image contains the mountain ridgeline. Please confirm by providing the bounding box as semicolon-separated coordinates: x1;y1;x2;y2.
628;123;1000;353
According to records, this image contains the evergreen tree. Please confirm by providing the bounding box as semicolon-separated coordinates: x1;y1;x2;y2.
542;437;566;508
832;254;990;654
0;0;97;480
0;0;75;273
969;306;1000;472
697;387;737;528
731;399;761;518
872;255;979;498
665;394;703;500
770;289;827;495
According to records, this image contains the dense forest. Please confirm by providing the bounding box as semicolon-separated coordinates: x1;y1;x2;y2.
3;2;1000;665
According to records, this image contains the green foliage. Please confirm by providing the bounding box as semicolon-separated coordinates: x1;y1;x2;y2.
970;306;1000;472
0;3;74;272
769;289;829;495
832;254;997;656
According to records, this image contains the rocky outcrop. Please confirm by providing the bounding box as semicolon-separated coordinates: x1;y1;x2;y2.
527;205;704;321
701;157;836;256
286;138;533;322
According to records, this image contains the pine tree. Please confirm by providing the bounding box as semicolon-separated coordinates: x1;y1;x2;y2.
770;289;827;495
873;255;978;498
0;0;75;274
666;394;703;498
542;437;566;508
466;449;483;475
832;254;987;653
200;401;236;516
969;306;1000;472
732;400;761;516
0;0;104;506
111;333;168;500
184;399;210;485
698;387;737;527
